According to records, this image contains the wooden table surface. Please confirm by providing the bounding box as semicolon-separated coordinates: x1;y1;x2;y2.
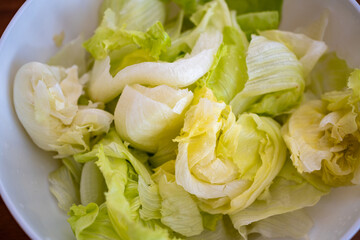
1;0;360;239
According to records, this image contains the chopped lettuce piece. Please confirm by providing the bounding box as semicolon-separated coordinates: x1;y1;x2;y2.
49;158;82;211
68;203;121;240
162;0;232;61
282;69;360;186
175;88;286;214
307;52;353;96
99;0;166;32
114;84;193;153
87;31;222;103
231;160;329;239
225;0;283;16
96;146;171;240
230;35;304;116
260;30;327;77
162;0;198;15
80;160;107;206
159;174;203;237
13;62;113;158
204;26;248;103
84;9;170;61
237;11;279;39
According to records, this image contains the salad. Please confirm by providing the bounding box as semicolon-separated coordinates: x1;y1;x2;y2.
12;0;360;239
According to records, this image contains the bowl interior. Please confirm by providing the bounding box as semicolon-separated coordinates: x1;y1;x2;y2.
0;0;359;240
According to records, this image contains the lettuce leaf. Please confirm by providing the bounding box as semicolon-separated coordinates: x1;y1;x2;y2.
13;62;113;158
230;160;329;239
84;9;170;61
237;11;279;39
204;26;248;103
99;0;166;32
175;88;286;214
49;158;82;211
307;52;353;97
230;35;304;116
68;203;121;240
282;69;360;186
79;160;107;206
114;84;193;153
260;30;327;77
225;0;283;15
87;30;222;103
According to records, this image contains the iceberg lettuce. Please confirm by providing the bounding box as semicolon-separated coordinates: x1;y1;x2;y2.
282;69;360;186
175;88;286;214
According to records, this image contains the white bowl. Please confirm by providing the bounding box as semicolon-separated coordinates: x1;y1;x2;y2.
0;0;360;240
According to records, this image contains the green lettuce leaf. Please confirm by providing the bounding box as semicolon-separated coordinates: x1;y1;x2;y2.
307;52;353;97
162;0;198;15
204;26;248;103
237;11;279;39
114;84;193;153
96;146;170;240
162;0;232;61
80;160;107;206
230;160;329;239
99;0;166;32
260;30;327;77
87;30;222;103
49;158;82;211
282;69;360;186
68;203;121;240
230;35;304;116
84;9;170;61
159;174;203;237
175;88;286;214
225;0;283;15
200;212;222;231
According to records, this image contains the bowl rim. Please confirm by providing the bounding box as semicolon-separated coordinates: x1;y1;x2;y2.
0;0;360;240
0;0;41;239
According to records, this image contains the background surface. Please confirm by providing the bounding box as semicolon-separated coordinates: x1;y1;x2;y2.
0;0;360;239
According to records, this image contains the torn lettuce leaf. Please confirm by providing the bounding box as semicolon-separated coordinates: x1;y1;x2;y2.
282;69;360;186
152;160;205;237
96;146;171;240
230;160;329;240
230;35;304;117
84;9;170;61
13;62;113;158
158;174;204;237
225;0;283;16
49;158;82;211
307;52;353;97
260;30;327;77
175;88;286;214
237;11;279;40
68;203;122;240
204;26;248;104
162;0;232;62
80;160;107;206
87;31;222;103
99;0;166;32
114;84;193;153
